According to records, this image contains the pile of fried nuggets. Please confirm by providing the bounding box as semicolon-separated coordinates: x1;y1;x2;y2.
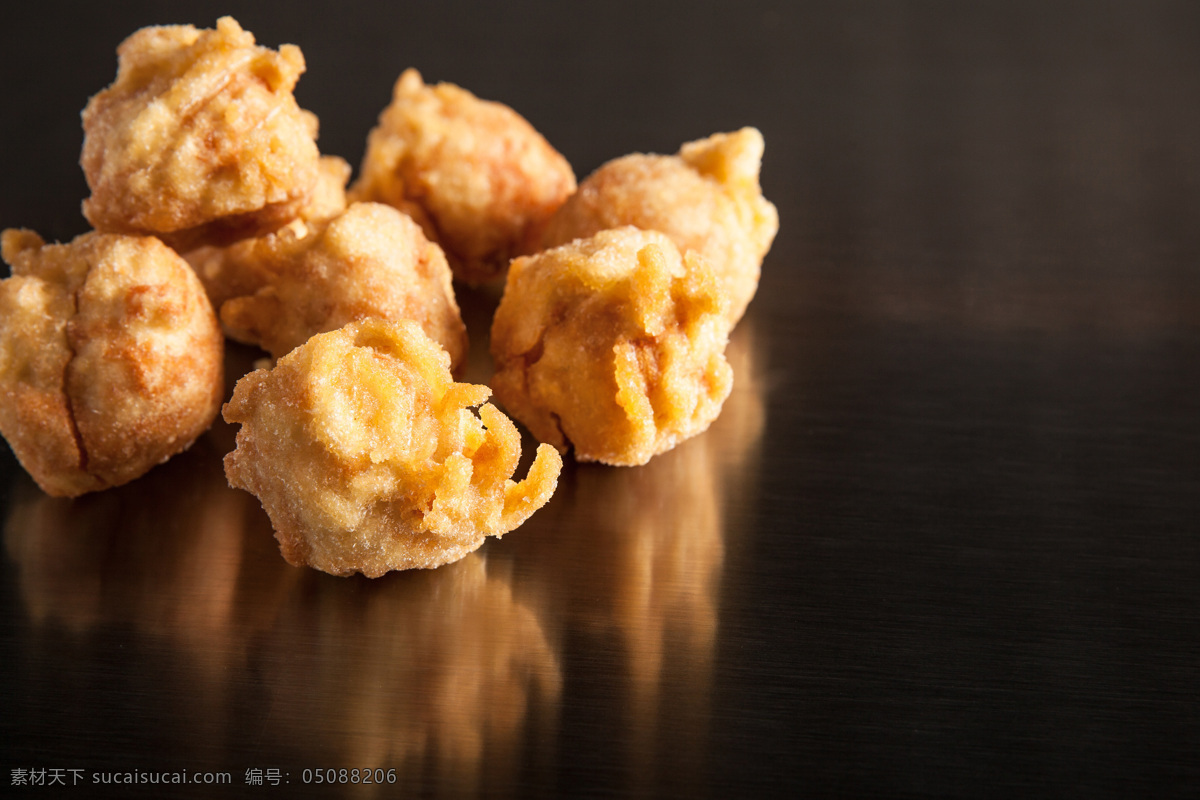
0;18;777;577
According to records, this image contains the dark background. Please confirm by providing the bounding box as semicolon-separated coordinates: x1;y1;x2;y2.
2;1;1198;797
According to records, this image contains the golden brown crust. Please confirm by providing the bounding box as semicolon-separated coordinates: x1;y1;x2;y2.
80;16;321;250
301;154;354;223
541;128;778;324
491;227;733;466
351;68;577;285
0;229;224;497
189;202;468;367
222;319;561;577
184;155;353;311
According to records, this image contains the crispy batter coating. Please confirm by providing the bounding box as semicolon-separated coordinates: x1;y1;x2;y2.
491;227;733;466
189;202;468;367
300;154;354;223
223;319;562;577
541;128;778;324
0;229;224;497
81;16;321;250
351;68;577;285
185;154;352;310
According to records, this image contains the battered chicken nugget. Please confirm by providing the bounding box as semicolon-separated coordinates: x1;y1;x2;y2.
195;202;468;367
491;227;733;466
223;319;562;577
351;68;577;285
0;229;223;497
81;17;321;250
541;128;778;324
185;154;352;310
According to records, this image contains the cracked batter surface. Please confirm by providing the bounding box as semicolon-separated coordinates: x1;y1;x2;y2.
541;128;778;325
491;227;733;466
185;154;353;311
0;229;224;497
223;319;562;577
80;16;321;250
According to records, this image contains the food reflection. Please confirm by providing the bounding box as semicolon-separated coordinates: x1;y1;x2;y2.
501;316;766;792
706;315;768;475
507;438;723;792
1;316;765;794
262;554;561;797
3;430;301;675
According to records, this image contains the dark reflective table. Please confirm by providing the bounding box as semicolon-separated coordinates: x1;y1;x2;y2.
2;2;1198;797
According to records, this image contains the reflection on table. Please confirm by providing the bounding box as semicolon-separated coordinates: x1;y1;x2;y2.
2;316;766;796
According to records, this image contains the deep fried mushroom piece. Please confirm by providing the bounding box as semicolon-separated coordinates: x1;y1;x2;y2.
541;128;778;324
196;202;468;367
81;16;321;250
0;229;224;497
491;227;733;466
223;319;562;577
351;68;576;285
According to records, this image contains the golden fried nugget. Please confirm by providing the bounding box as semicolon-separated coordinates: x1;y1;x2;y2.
351;68;577;285
223;319;562;577
541;128;778;324
300;154;354;223
183;153;349;309
185;154;352;310
0;229;223;497
491;227;733;466
81;16;321;250
194;202;468;367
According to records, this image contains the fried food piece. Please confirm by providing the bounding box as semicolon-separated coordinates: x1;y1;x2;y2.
541;128;778;325
491;227;733;466
193;202;468;367
300;154;354;223
0;229;223;497
81;16;321;251
351;68;577;285
223;319;562;577
186;154;352;310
